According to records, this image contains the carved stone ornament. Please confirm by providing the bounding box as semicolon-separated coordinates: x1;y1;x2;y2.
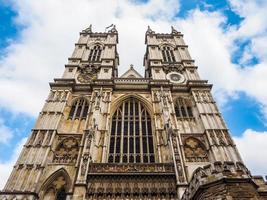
77;64;100;83
166;72;185;84
53;137;79;164
184;137;208;162
163;64;183;74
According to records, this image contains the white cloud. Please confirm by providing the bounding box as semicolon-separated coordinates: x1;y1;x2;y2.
0;137;26;190
234;129;267;176
0;0;267;180
0;119;13;144
1;0;266;118
0;0;180;116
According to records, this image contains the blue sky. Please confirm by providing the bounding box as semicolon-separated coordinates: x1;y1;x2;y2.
0;0;267;188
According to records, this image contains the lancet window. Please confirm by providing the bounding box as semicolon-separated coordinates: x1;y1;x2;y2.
174;97;193;118
108;98;155;163
162;46;176;62
88;45;102;62
68;98;89;120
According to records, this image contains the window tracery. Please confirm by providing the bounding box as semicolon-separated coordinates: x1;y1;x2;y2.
174;97;194;118
108;98;155;163
68;98;89;120
88;45;102;62
162;46;176;63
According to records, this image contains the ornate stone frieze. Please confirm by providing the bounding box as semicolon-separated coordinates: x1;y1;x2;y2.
86;174;177;198
88;163;174;174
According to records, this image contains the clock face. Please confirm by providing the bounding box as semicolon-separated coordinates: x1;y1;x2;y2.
166;72;185;83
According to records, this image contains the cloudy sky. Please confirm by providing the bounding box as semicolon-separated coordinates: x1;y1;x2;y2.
0;0;267;189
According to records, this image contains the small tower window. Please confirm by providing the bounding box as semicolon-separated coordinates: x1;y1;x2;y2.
88;45;102;62
69;98;89;120
175;97;194;118
162;46;176;63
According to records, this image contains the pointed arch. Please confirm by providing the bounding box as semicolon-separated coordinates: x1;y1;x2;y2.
110;94;153;118
159;44;176;63
40;168;71;200
87;43;103;62
108;97;155;163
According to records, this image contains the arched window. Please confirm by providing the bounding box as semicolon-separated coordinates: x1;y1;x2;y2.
162;46;176;63
108;98;155;163
88;45;102;62
174;97;194;118
184;137;208;162
69;98;89;120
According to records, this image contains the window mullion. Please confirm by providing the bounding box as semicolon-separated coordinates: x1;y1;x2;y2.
145;111;150;163
139;102;143;163
73;100;80;120
79;100;85;119
183;98;189;118
133;100;136;163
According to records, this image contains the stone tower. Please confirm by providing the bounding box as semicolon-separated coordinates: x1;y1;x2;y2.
1;25;266;200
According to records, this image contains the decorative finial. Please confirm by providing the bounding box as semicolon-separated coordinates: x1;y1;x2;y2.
130;64;134;69
83;24;92;33
171;26;178;34
146;25;155;34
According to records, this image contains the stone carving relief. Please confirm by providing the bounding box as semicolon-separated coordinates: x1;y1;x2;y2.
77;64;100;83
88;163;174;174
86;175;177;198
163;64;183;74
183;137;208;162
53;137;79;164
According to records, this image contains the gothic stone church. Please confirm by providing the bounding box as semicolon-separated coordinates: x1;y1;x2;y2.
1;25;267;200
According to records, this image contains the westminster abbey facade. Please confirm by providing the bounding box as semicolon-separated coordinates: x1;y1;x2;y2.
1;25;267;200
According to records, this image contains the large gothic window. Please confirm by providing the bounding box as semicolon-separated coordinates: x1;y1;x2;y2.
68;98;89;120
108;98;155;163
174;97;193;118
88;45;102;62
162;46;176;62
